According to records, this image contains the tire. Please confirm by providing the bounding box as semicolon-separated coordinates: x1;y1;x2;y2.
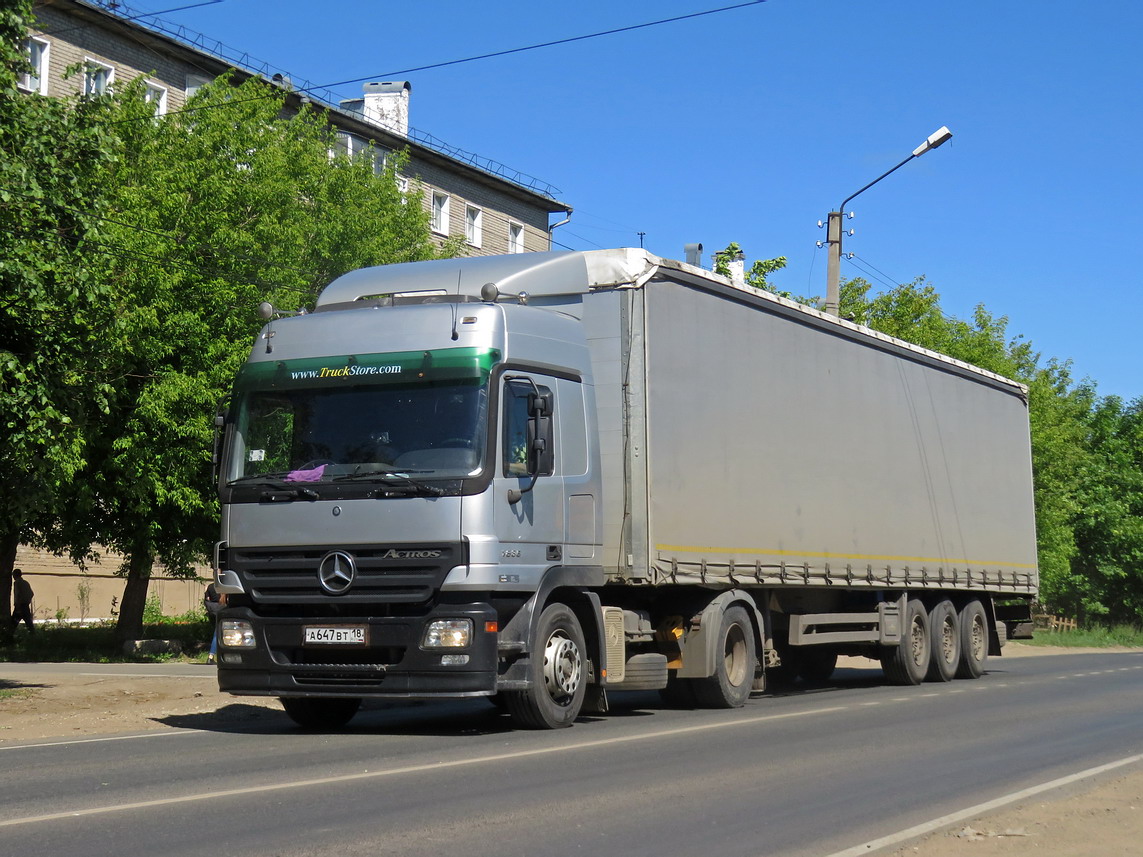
880;598;929;686
691;605;756;709
926;600;960;682
797;649;839;683
504;602;587;729
956;600;989;679
280;696;361;730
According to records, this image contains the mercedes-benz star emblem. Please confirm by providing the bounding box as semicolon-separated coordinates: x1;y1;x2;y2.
318;551;356;595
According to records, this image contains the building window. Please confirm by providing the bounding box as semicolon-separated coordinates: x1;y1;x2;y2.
144;81;168;116
185;73;213;98
18;38;48;95
83;59;113;97
465;205;483;247
508;222;525;254
431;192;450;235
333;132;387;175
334;131;367;159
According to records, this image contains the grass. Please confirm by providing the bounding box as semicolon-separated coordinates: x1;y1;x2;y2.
1022;623;1143;648
0;618;214;664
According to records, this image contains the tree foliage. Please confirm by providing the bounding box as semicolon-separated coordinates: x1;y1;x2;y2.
0;0;124;628
4;0;443;639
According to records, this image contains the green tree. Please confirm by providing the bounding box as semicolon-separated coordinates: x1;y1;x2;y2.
1068;396;1143;622
0;0;123;631
46;74;442;641
712;242;789;294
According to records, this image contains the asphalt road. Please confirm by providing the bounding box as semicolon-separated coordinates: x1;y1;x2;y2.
2;651;1141;857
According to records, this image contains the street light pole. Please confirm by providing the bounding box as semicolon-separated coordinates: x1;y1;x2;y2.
823;126;953;317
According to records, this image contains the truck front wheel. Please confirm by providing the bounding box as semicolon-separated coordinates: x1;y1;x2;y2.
692;605;755;709
504;602;587;729
280;696;361;730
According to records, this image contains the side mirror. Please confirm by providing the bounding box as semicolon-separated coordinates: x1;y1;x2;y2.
508;386;554;504
211;397;230;485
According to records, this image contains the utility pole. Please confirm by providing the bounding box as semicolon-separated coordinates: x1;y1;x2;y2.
823;126;953;316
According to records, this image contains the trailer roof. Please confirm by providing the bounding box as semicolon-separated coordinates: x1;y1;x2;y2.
317;249;1028;396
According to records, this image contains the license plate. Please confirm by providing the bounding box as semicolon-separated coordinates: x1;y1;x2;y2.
303;625;368;646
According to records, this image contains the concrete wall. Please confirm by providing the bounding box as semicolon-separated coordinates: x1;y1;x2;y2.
13;546;208;623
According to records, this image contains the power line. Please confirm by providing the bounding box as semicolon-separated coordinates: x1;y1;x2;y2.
98;1;768;126
843;255;896;291
850;253;902;288
322;1;768;90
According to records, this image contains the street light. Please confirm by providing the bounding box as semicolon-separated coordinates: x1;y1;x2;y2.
823;126;953;316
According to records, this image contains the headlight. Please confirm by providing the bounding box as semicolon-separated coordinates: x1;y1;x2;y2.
220;620;256;648
422;619;472;648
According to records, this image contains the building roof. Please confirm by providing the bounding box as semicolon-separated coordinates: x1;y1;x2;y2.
47;0;571;214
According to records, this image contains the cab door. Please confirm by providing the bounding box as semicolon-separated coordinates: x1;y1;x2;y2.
493;374;565;584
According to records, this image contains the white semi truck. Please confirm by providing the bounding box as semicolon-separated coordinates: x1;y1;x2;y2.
212;249;1038;729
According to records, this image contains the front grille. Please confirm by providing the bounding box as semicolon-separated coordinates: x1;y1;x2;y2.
288;648;404;666
229;543;460;604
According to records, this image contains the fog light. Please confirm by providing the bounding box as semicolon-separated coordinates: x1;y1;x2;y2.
441;654;470;666
220;620;256;648
422;619;472;648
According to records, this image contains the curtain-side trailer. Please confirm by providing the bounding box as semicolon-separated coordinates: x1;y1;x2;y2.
213;249;1037;729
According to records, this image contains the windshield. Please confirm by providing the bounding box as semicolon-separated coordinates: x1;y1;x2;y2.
225;349;496;484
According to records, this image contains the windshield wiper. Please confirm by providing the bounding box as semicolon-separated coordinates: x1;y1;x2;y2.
229;472;292;485
334;468;445;496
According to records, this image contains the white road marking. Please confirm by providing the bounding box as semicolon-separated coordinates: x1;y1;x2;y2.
0;731;196;753
821;752;1143;857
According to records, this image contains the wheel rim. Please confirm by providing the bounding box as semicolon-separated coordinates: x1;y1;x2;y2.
542;631;582;703
970;614;986;662
724;623;749;687
909;616;927;667
940;616;957;664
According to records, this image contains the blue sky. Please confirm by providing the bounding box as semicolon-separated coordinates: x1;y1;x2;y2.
156;0;1141;399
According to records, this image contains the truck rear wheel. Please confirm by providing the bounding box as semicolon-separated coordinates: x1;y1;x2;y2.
691;605;755;709
504;602;587;729
280;696;361;730
926;600;960;682
880;598;929;686
956;600;989;679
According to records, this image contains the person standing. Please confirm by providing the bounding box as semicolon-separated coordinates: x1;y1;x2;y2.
12;569;35;633
204;582;225;663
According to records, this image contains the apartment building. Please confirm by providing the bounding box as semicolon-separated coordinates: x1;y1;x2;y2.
21;0;571;257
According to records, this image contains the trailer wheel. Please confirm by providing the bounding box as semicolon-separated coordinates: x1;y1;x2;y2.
926;600;960;682
692;605;755;709
280;696;361;730
956;600;989;679
880;598;929;686
504;602;586;729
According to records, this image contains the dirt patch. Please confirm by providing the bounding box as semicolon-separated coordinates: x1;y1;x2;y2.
0;671;284;743
887;773;1143;857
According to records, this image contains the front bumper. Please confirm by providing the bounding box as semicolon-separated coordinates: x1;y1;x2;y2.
216;604;499;698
